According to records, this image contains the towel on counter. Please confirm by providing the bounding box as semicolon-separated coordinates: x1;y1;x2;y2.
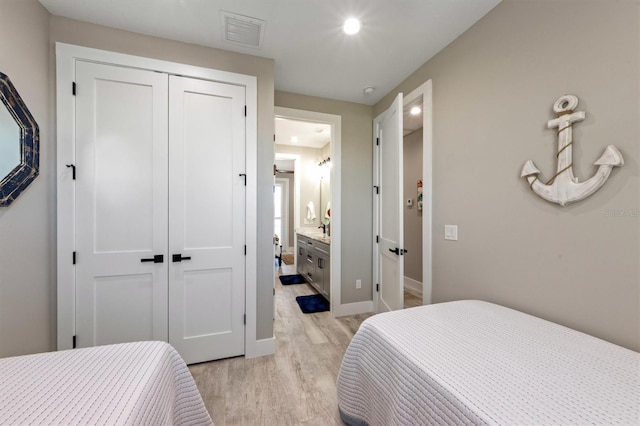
306;201;317;221
324;201;331;220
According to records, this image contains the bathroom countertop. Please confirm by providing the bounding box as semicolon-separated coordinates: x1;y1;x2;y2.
296;228;331;245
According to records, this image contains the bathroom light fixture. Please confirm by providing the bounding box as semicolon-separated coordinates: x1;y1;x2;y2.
318;157;331;167
290;136;298;143
343;18;361;35
410;106;421;115
363;86;375;96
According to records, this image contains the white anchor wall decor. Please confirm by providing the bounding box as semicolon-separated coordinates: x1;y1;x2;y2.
521;94;624;206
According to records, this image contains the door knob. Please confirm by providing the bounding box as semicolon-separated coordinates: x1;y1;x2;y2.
172;254;192;262
141;254;164;263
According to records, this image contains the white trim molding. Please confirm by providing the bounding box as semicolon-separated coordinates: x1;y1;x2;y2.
404;276;423;297
336;301;374;317
404;80;433;306
247;337;276;359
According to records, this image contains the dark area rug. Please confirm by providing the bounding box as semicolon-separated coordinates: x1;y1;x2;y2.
296;294;330;314
279;274;306;285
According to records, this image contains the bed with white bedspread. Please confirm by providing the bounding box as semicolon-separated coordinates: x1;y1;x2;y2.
0;340;213;425
337;300;640;425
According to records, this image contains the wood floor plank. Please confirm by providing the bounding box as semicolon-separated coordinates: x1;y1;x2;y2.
189;262;374;425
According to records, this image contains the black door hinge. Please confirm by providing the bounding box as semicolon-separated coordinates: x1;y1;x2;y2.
376;283;380;292
239;173;246;186
244;245;247;255
244;105;247;116
66;164;76;180
72;251;76;265
374;185;379;194
376;137;379;146
376;235;379;243
72;82;76;96
243;314;246;325
72;335;77;348
273;134;276;142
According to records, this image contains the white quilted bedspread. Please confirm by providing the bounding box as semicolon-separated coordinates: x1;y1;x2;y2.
337;300;640;426
0;341;213;425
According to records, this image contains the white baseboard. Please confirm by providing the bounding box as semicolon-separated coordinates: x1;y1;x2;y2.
335;301;374;317
245;337;276;358
404;276;423;297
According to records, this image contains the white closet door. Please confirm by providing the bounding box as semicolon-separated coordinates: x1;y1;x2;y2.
168;75;246;364
75;61;169;347
375;93;404;313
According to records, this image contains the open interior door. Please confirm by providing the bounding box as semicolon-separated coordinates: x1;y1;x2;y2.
373;93;404;312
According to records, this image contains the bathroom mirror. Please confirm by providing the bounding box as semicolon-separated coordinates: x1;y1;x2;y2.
0;72;39;206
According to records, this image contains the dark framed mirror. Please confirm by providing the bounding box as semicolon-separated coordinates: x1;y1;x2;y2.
0;72;39;206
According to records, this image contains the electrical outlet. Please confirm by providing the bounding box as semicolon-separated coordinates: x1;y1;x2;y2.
356;279;362;289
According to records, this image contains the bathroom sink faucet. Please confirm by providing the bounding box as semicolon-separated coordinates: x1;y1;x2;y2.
318;224;326;234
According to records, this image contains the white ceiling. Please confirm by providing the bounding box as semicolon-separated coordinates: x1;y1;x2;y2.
39;0;501;105
275;118;331;149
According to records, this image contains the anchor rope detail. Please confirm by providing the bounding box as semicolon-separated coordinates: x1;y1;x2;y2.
544;163;573;186
556;141;573;157
530;115;575;189
545;110;576;185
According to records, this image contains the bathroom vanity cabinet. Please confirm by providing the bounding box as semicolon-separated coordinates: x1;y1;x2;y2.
296;233;330;300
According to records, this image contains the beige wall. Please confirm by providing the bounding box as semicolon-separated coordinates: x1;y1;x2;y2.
403;129;423;282
375;0;640;350
275;91;374;304
0;0;52;358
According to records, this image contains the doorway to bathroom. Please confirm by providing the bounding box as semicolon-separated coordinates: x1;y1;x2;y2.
274;107;341;315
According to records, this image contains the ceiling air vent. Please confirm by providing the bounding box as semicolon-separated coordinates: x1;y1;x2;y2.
220;11;266;49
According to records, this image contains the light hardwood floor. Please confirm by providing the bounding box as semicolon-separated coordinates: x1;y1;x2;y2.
189;262;373;425
404;289;422;308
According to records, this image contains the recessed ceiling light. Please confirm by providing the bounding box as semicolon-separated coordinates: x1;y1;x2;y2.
363;86;375;96
410;106;422;115
290;136;298;143
343;18;361;35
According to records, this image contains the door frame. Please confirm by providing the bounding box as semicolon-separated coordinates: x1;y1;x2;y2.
274;107;342;316
55;43;259;355
409;81;433;305
274;177;290;252
372;80;433;309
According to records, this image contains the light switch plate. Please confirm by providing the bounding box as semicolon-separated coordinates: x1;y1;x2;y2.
444;225;458;241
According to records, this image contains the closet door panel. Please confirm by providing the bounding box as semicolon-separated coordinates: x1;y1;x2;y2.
92;79;154;252
168;75;246;364
181;90;234;249
75;61;169;347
